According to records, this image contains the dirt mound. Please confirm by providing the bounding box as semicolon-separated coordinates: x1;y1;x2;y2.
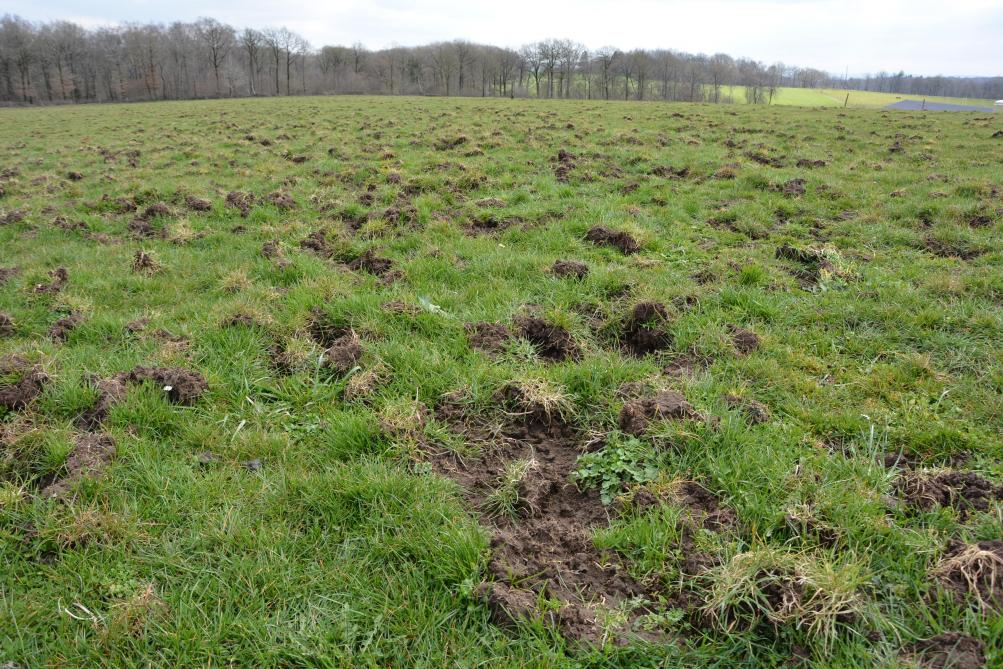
621;302;672;356
434;135;468;151
300;230;333;257
1;209;27;225
775;244;826;265
0;267;19;285
0;355;49;411
724;395;770;424
924;237;984;261
796;159;827;168
132;250;161;274
221;313;260;329
77;376;128;430
119;366;208;405
630;480;737;534
553;149;576;181
894;471;1002;515
266;191;295;210
934;539;1003;611
650;165;689;178
465;322;512;354
261;240;281;260
433;408;661;644
620;390;698;435
140;202;171;220
348;249;394;276
225;191;255;217
551;260;588;279
0;313;14;337
185;196;212;212
781;178;807;197
466;213;514;234
663;350;712;377
515;316;580;362
127;218;166;239
775;244;833;287
584;226;639;254
33;267;68;294
381;300;420;316
48;313;82;341
307;308;350;348
729;326;761;355
905;633;986;669
39;433;117;500
322;333;363;374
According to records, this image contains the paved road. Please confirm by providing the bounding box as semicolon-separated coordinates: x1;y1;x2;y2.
885;100;998;112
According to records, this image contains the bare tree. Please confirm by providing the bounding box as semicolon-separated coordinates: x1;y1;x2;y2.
194;17;234;96
5;13;1000;107
240;28;262;96
519;43;542;98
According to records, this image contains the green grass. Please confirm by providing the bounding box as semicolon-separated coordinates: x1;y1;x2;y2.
1;95;1002;667
749;86;998;108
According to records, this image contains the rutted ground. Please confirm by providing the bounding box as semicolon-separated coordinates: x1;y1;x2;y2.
0;96;1001;667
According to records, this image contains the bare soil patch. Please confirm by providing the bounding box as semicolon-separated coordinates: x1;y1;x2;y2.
894;471;1002;516
433;403;663;644
48;313;82;341
934;539;1003;612
0;355;49;411
465;322;512;355
620;390;699;435
118;366;208;405
33;267;68;294
321;333;363;375
39;433;117;500
905;633;986;669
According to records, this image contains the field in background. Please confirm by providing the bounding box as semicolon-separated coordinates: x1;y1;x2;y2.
757;86;999;108
1;96;1002;667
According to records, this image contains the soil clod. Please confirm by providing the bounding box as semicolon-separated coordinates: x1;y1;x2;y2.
33;267;68;294
894;471;1003;515
185;196;212;212
905;632;986;669
620;390;698;435
0;355;49;411
621;301;672;356
225;191;255;217
551;260;588;279
934;539;1003;611
584;226;640;254
515;316;580;362
48;313;82;341
119;366;208;405
729;326;761;355
465;322;512;355
40;433;117;499
322;333;363;374
348;249;394;276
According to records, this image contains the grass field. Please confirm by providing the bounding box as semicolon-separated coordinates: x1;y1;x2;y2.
747;86;999;109
1;95;1002;668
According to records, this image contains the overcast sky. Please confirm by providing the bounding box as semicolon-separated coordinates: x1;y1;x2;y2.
7;0;1002;77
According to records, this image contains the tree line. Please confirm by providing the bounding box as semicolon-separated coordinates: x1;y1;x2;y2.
2;14;1000;106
